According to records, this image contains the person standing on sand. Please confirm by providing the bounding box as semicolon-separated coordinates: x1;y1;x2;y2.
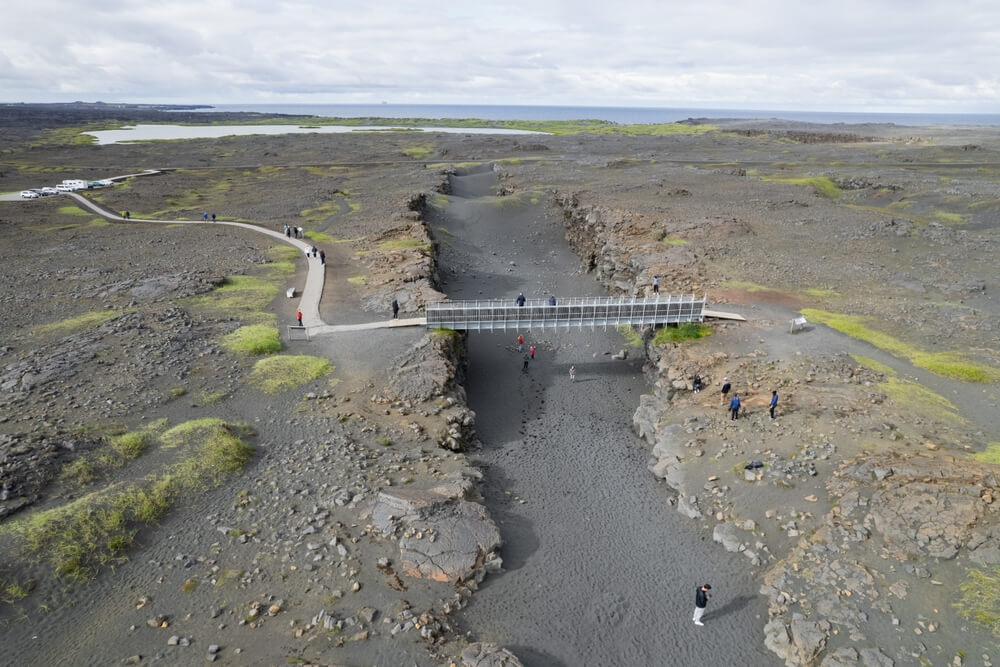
522;352;530;372
653;276;659;294
729;393;741;420
517;334;524;353
296;308;303;327
693;374;703;393
392;298;399;319
693;584;711;626
721;377;731;403
569;365;576;382
770;390;779;419
529;345;535;360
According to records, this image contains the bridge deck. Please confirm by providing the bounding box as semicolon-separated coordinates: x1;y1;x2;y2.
426;295;706;331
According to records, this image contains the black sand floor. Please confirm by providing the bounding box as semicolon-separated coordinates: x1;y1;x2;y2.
435;168;780;666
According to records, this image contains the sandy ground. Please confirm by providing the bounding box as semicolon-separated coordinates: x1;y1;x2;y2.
433;169;779;666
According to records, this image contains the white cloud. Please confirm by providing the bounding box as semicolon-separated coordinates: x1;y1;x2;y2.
2;0;999;111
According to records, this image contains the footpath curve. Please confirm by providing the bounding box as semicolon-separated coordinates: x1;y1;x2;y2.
66;190;425;336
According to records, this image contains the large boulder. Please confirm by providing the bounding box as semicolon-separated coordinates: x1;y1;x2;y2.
461;642;523;667
371;487;501;584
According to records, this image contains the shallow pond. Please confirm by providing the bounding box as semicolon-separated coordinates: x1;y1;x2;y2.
84;124;545;145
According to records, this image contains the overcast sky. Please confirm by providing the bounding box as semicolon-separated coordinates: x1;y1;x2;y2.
3;0;999;112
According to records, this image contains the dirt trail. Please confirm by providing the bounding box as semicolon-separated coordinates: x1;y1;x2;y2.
434;168;779;666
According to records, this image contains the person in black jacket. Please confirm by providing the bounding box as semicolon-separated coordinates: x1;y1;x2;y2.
720;378;731;404
516;292;526;307
693;584;711;626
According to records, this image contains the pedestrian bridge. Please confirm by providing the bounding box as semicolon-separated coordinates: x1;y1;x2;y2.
425;295;706;331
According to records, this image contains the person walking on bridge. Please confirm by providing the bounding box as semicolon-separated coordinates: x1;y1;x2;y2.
516;292;526;307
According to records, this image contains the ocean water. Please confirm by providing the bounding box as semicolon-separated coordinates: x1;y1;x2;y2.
190;103;1000;127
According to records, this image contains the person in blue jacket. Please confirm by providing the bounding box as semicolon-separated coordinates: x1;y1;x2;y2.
729;393;741;420
769;390;778;419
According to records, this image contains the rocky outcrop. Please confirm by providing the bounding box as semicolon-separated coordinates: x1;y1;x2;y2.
761;453;1000;665
370;479;502;585
461;642;524;667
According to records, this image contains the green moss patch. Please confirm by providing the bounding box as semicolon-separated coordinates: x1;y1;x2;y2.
802;309;1000;382
248;355;333;394
653;323;713;345
760;175;841;199
880;377;963;425
268;245;301;262
222;324;282;355
971;443;1000;465
57;205;90;216
304;231;334;243
109;431;152;459
402;146;433;159
955;567;1000;636
36;309;129;336
617;325;644;348
5;419;253;583
850;354;897;377
378;238;431;252
180;275;279;324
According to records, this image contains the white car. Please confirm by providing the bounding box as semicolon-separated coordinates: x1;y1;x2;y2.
20;190;39;199
39;187;59;196
55;184;74;192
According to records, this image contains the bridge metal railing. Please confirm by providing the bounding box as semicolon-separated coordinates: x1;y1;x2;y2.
425;295;706;331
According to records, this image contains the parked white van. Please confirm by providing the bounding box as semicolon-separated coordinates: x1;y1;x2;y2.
61;179;89;191
55;183;75;192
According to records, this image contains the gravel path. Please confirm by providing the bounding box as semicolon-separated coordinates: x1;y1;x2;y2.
435;169;779;666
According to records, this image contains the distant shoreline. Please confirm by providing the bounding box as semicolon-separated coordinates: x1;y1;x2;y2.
3;100;999;127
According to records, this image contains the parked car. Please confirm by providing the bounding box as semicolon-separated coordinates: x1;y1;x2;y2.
55;184;74;192
20;190;39;199
39;187;59;196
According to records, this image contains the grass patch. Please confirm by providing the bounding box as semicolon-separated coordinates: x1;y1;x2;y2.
57;205;89;216
222;324;282;355
248;355;333;394
261;261;295;277
36;309;128;336
430;328;459;339
802;309;1000;382
661;237;690;246
427;193;450;209
109;431;152;459
653;323;713;345
971;443;1000;465
6;416;254;582
402;146;434;159
850;354;897;377
932;210;966;225
760;175;842;199
617;324;644;348
304;231;334;243
955;567;1000;636
1;578;34;604
89;217;110;227
378;238;431;253
802;288;839;298
268;245;301;262
180;275;279;324
880;377;963;425
347;276;367;285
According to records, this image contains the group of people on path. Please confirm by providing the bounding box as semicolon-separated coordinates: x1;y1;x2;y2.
282;224;305;239
202;212;217;222
719;377;779;420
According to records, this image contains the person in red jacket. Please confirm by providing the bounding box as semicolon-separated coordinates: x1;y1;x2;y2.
296;308;303;327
